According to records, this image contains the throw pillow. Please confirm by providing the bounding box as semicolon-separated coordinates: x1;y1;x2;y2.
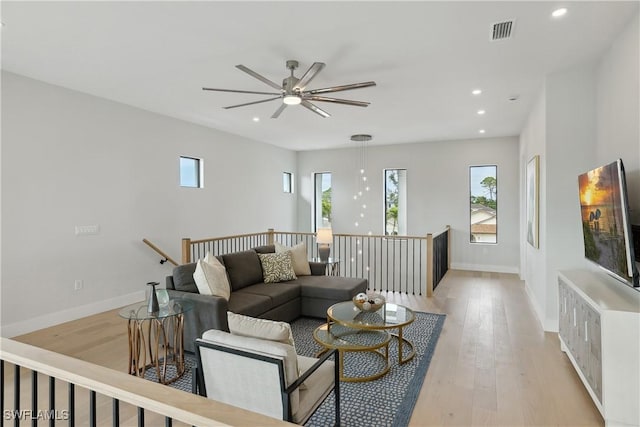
227;312;295;347
193;256;231;300
258;252;297;283
275;242;311;276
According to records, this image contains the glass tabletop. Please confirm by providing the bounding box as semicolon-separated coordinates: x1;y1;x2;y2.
314;323;391;350
118;299;193;320
327;301;415;330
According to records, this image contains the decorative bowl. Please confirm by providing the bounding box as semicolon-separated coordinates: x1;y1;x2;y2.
352;292;385;312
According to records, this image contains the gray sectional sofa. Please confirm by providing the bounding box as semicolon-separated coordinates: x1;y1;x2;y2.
166;245;368;352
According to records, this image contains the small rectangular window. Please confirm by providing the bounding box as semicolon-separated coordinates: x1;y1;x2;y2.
470;165;497;243
283;172;293;193
180;156;202;188
314;172;332;231
385;169;407;235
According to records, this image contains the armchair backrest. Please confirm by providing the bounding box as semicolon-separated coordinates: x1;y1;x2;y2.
195;329;299;420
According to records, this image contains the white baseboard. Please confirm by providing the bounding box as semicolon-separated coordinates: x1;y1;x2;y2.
1;290;145;338
450;262;519;274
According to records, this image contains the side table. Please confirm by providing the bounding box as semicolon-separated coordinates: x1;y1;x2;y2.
312;257;340;276
118;299;193;384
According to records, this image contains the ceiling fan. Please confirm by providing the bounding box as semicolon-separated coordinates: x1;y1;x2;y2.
202;60;376;118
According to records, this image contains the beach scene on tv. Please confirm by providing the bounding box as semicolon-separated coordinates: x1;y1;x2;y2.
579;161;630;280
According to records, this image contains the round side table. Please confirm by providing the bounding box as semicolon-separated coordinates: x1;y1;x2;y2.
118;299;193;384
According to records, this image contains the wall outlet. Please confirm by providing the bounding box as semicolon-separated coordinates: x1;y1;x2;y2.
74;280;83;290
75;225;100;236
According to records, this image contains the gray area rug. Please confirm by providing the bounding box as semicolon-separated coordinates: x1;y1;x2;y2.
146;311;445;427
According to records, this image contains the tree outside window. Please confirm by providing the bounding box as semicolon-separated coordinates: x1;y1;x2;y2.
470;165;498;243
385;169;406;235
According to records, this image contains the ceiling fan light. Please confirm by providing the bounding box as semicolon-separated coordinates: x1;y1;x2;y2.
283;95;301;105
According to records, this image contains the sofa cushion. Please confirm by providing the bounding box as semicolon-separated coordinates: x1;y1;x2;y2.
253;245;275;254
295;275;368;300
171;263;198;293
222;250;264;291
258;252;297;283
235;282;301;307
275;242;311;276
227;292;272;318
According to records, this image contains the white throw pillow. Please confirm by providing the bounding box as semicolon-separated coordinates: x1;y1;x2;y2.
227;312;306;389
193;256;231;300
275;242;311;276
227;312;295;347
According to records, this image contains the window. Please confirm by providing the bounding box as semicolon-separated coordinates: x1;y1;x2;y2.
470;165;497;243
283;172;293;193
179;156;202;188
314;172;331;231
384;169;407;235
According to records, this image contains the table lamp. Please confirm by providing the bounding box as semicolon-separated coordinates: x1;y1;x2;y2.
316;228;333;262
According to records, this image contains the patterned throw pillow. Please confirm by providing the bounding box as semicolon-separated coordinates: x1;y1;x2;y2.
258;252;297;283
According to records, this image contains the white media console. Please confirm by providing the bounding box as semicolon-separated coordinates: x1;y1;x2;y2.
558;269;640;427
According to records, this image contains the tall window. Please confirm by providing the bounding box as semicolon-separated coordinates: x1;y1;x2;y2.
470;165;497;243
283;172;293;193
385;169;407;235
179;156;202;188
314;172;332;231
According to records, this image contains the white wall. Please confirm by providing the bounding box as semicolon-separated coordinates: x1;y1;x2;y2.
1;72;297;336
519;90;547;323
519;12;640;331
297;137;520;273
596;12;640;224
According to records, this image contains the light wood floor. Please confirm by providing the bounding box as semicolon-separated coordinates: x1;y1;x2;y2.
11;270;603;426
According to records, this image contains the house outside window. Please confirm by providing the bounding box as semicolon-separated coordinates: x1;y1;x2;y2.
385;169;407;235
314;172;331;231
470;165;497;243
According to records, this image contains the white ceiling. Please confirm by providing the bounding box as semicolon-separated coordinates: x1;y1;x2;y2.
1;1;638;151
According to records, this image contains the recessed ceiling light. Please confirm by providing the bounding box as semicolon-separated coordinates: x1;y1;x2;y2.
479;129;486;134
477;109;486;115
552;8;568;18
252;117;260;122
472;89;482;95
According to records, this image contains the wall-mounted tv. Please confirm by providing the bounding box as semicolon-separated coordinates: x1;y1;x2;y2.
578;159;639;289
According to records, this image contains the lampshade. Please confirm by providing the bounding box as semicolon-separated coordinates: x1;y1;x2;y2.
316;228;333;244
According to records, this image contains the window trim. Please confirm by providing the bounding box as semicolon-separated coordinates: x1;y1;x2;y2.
384;168;407;236
179;156;203;189
313;172;332;232
283;172;293;193
469;164;498;244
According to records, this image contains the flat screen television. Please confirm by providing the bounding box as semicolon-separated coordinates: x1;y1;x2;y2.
578;159;639;289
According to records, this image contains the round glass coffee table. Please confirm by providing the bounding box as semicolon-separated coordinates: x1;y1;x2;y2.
326;301;416;364
313;323;391;382
118;299;193;384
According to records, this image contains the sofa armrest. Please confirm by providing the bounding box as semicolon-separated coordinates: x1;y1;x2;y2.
309;262;327;276
166;290;229;353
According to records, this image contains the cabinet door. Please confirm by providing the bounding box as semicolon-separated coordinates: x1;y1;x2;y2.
587;307;602;402
558;281;569;343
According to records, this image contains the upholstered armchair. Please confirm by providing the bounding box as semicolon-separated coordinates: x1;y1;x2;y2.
193;329;340;425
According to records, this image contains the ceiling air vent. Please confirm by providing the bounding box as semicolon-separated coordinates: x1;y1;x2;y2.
490;20;515;41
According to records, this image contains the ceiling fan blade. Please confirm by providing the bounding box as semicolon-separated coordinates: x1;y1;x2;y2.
203;87;281;96
271;103;287;119
236;65;282;90
301;100;330;118
223;96;281;109
305;96;370;107
294;62;325;90
305;81;377;95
